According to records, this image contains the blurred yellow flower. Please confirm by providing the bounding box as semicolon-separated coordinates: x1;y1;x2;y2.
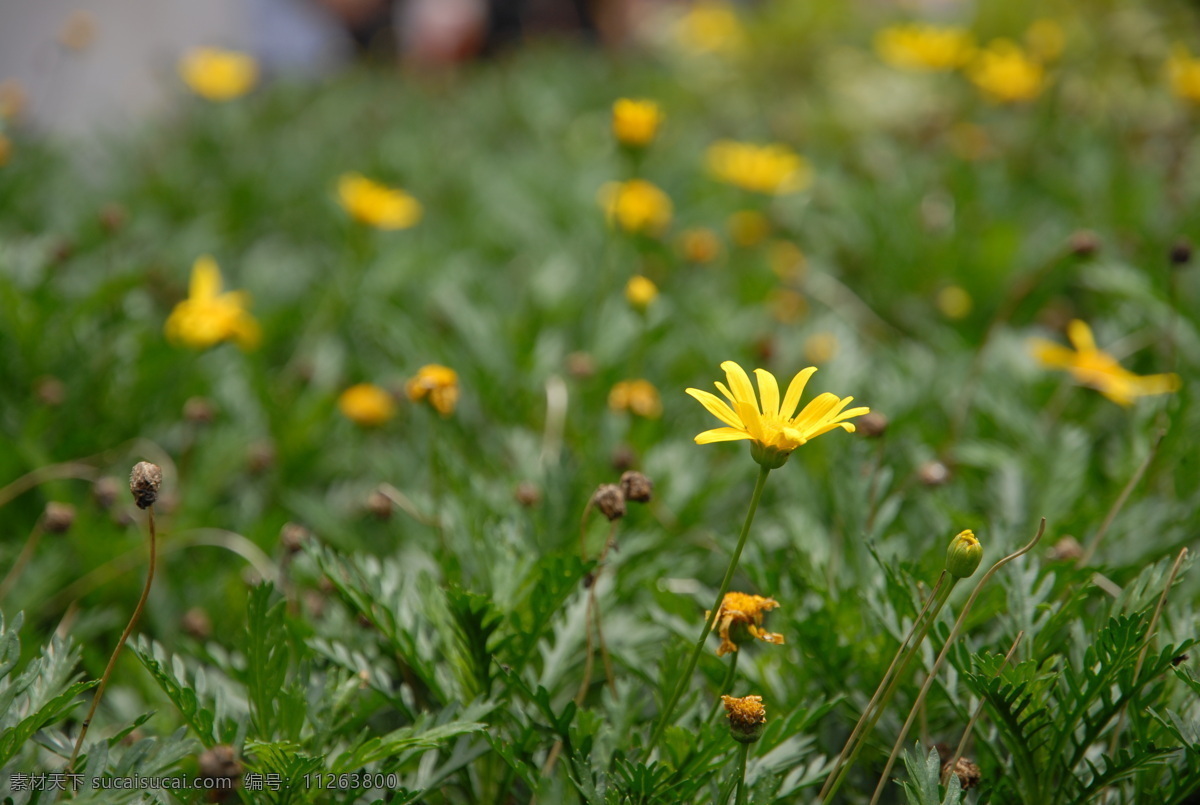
936;285;972;319
676;1;745;55
338;384;396;427
803;331;839;363
768;240;806;281
164;256;260;350
687;361;868;467
625;275;659;309
598;179;673;235
338;173;423;230
1025;19;1065;63
406;365;459;416
968;40;1046;103
1168;46;1200;104
707;592;784;656
59;10;97;52
0;80;27;120
874;23;975;72
679;227;722;264
178;47;258;101
609;379;663;418
727;210;771;247
767;289;807;324
707;141;812;195
612;98;663;147
1030;320;1181;407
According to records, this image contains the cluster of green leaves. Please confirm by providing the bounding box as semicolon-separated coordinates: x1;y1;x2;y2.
2;0;1200;802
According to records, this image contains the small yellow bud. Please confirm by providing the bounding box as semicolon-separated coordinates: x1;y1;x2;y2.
946;529;983;579
611;98;663;148
625;275;658;310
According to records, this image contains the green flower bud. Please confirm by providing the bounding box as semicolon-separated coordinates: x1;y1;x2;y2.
750;441;791;469
946;529;983;579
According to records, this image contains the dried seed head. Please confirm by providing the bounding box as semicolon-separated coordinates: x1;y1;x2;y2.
941;756;982;790
620;471;653;503
183;396;217;424
93;476;121;509
42;502;76;534
279;522;310;554
592;484;626;521
1170;238;1193;267
181;607;213;639
1048;535;1084;562
34;376;66;406
246;441;275;473
366;488;392;520
856;411;889;438
611;444;637;473
918;460;950;487
515;481;542;508
129;462;163;509
566;351;596;379
721;694;766;743
197;745;242;800
1067;229;1099;257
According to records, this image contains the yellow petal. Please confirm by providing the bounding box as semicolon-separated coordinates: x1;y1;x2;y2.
1132;372;1182;395
753;368;780;419
695;427;753;444
721;361;758;409
792;391;842;429
686;388;744;429
1067;320;1096;353
1029;338;1077;369
779;366;818;419
715;381;737;405
190;256;222;300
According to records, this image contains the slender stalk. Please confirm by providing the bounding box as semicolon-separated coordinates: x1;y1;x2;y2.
0;463;98;509
67;506;158;773
707;651;742;723
820;573;955;803
942;631;1024;786
734;742;751;805
1078;430;1165;566
0;523;45;601
867;519;1046;805
647;465;771;755
1105;547;1187;762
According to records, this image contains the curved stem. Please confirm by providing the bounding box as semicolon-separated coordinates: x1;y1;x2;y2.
647;465;771;755
67;506;158;774
821;573;955;803
867;519;1046;805
0;524;45;601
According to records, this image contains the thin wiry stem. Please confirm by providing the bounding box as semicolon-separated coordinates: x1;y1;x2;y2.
1078;430;1165;567
647;465;771;755
867;519;1046;805
1105;547;1188;765
67;506;159;774
0;522;45;601
942;631;1024;786
734;742;751;805
820;572;954;803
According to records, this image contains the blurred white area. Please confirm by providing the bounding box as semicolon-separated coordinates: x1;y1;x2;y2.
0;0;350;135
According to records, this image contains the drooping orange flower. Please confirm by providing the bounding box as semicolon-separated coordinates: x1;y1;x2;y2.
707;592;785;657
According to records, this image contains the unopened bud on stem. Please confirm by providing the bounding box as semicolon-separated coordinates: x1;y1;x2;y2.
129;462;163;509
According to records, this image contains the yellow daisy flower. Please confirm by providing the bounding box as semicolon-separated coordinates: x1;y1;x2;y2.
406;364;459;416
874;23;975;72
707;592;784;657
598;179;673;235
164;256;260;350
608;379;663;419
1029;320;1180;407
612;98;663;147
720;694;766;743
178;47;258;101
706;141;812;196
338;384;396;427
967;39;1045;103
686;361;868;467
338;173;423;230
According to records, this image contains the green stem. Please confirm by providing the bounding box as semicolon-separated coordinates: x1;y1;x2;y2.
708;650;742;723
735;742;751;805
647;464;771;754
821;576;956;803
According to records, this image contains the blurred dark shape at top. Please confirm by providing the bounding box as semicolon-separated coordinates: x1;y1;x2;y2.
317;0;606;66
